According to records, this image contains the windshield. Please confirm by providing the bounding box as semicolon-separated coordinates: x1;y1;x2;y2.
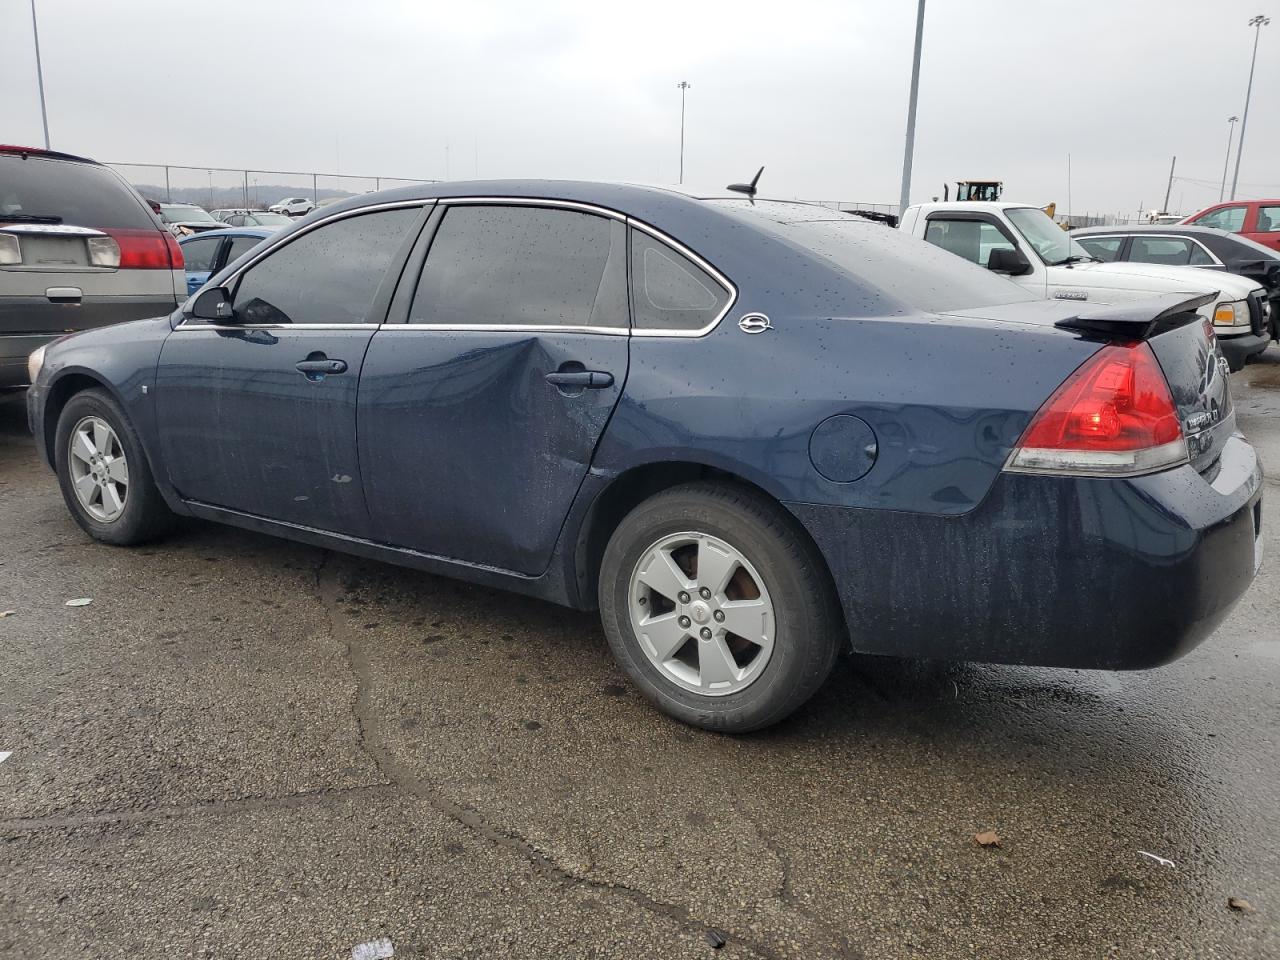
160;206;217;223
1005;207;1093;266
712;200;1035;313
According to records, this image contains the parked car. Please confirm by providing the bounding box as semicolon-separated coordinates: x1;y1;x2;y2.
26;182;1262;731
1181;199;1280;251
210;208;248;223
219;211;293;228
901;201;1271;370
156;203;224;237
177;227;274;297
268;197;315;217
1073;224;1279;342
0;144;184;388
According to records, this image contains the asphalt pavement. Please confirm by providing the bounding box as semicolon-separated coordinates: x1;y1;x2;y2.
2;354;1278;959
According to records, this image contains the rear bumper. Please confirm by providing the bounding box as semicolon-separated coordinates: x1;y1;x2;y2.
786;433;1263;670
1218;332;1269;371
0;295;176;386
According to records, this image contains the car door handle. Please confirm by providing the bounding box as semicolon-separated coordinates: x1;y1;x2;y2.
545;370;613;388
296;358;348;375
46;286;82;303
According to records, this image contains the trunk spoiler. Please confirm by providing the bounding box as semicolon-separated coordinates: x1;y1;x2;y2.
1054;292;1216;340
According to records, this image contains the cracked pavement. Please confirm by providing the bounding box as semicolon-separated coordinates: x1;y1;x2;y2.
2;354;1280;959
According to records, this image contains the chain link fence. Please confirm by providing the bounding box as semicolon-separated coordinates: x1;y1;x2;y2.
106;162;434;210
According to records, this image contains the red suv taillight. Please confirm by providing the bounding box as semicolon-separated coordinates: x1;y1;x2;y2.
1005;342;1187;477
102;228;183;269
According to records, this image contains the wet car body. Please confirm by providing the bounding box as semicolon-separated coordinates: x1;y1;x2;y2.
26;181;1263;709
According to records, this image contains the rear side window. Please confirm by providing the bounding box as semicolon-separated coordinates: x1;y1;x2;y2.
1076;236;1124;262
630;230;732;331
0;155;155;230
225;235;263;264
1258;206;1280;232
227;207;417;325
181;236;222;273
1129;237;1198;266
410;205;628;328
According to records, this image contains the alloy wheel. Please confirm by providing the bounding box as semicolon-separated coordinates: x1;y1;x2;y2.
67;416;129;523
628;531;775;696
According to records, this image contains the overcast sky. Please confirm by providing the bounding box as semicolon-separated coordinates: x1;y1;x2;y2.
1;0;1276;216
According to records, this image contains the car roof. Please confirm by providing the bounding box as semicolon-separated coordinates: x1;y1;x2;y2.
1073;224;1230;237
0;144;98;164
179;227;274;241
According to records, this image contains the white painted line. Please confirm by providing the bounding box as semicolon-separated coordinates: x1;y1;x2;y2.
0;752;12;766
351;939;394;960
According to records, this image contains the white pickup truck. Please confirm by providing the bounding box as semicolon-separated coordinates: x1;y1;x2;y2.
900;201;1270;369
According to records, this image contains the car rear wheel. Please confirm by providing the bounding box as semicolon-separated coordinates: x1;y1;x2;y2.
55;389;175;545
599;481;843;732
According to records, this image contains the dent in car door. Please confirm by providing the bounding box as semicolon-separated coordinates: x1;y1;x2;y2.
156;205;425;536
358;203;630;575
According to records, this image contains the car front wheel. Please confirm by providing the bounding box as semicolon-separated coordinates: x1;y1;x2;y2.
54;389;175;545
599;481;843;732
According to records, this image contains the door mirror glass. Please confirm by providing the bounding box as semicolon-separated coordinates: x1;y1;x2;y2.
986;246;1032;276
190;285;236;321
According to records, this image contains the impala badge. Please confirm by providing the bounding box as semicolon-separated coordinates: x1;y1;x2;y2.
738;313;773;334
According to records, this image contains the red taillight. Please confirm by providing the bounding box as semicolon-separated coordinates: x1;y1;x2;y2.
102;228;181;269
1006;342;1187;477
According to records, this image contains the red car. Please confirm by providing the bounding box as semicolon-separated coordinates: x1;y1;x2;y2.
1181;199;1280;251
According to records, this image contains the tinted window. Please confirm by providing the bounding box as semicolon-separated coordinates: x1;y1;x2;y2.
1130;237;1196;266
1076;236;1124;262
0;155;155;230
1258;206;1280;232
631;231;731;331
410;205;627;328
1194;205;1247;232
181;236;222;273
229;207;417;325
923;218;1015;267
226;235;264;265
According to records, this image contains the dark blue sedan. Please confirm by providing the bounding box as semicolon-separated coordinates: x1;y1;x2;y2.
25;181;1264;731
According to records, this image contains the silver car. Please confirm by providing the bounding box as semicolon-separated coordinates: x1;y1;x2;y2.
1;146;185;387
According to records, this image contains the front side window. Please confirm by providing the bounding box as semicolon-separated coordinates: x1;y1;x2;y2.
1258;206;1280;232
923;218;1015;267
630;230;731;331
410;205;627;328
228;207;417;325
181;236;221;273
1076;236;1125;262
1193;205;1247;232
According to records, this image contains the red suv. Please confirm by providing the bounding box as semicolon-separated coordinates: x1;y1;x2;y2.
1181;199;1280;251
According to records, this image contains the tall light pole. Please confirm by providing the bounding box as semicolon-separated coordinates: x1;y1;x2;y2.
677;81;691;184
898;0;927;216
1219;116;1238;202
1230;15;1270;201
29;0;51;149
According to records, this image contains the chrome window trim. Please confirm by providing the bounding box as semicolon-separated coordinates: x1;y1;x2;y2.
176;199;432;328
387;323;628;336
626;218;738;338
436;195;627;222
171;323;375;332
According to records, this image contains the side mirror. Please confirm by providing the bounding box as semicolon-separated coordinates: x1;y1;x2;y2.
987;247;1032;276
191;285;235;322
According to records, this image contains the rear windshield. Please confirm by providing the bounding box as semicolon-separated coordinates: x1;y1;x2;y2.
0;154;156;230
160;206;218;224
710;200;1034;313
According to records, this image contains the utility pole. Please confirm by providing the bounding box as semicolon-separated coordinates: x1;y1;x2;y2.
1220;116;1238;202
677;81;691;184
898;0;927;216
1162;155;1176;213
29;0;50;149
1230;15;1270;200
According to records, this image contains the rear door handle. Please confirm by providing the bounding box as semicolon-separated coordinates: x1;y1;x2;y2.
545;370;614;388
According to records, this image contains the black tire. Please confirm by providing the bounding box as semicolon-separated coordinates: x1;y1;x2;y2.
598;481;843;733
54;389;175;545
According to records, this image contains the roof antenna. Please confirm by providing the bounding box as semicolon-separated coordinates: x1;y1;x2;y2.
727;166;764;199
